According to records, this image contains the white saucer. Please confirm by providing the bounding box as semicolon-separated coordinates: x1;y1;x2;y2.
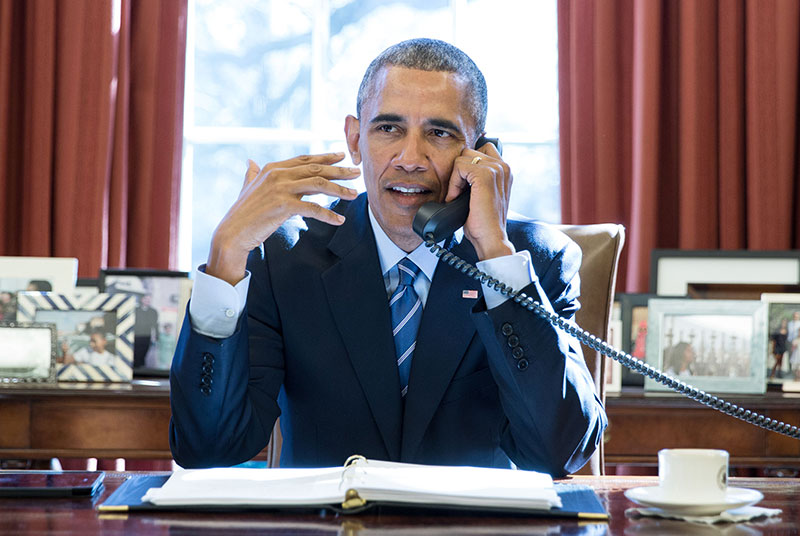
624;486;763;516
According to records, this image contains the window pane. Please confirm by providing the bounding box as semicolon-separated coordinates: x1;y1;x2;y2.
182;0;561;272
460;0;559;140
189;143;310;271
504;143;560;223
193;0;313;128
324;0;451;132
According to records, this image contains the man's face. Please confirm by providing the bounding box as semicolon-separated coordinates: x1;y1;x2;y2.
89;333;107;353
345;66;477;250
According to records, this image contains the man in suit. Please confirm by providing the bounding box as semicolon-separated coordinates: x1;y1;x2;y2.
170;38;606;476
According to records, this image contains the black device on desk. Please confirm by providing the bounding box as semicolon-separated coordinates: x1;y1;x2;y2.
412;136;800;441
0;470;105;498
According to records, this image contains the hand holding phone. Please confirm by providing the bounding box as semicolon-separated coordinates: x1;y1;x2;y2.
413;136;513;262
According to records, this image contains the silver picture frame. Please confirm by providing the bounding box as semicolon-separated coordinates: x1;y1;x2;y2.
0;322;58;383
645;299;767;394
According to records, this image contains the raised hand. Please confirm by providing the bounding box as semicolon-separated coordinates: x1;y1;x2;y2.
207;152;361;285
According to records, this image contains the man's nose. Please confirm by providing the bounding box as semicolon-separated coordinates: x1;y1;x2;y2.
392;134;428;172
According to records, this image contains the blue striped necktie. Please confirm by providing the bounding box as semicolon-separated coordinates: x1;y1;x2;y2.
389;258;422;398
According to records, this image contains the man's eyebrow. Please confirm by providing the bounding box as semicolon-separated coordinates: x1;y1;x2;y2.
427;118;463;135
370;113;404;124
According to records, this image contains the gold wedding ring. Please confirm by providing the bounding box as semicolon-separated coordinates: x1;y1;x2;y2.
470;156;482;165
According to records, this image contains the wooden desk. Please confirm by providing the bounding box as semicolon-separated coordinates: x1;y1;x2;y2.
1;474;798;534
0;379;172;460
605;389;800;474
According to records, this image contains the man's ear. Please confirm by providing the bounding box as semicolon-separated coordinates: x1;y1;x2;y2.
344;115;361;165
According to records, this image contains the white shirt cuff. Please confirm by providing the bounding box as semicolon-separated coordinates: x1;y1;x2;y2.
188;265;251;338
476;250;536;310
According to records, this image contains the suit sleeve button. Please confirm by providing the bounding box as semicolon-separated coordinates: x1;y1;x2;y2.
507;334;520;348
202;363;213;374
200;386;211;396
516;358;529;371
501;323;513;336
200;375;213;386
512;347;524;359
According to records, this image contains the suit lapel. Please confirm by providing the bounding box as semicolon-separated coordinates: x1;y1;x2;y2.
321;196;403;460
401;237;482;460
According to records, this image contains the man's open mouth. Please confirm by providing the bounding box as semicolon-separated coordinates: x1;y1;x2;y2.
388;186;431;195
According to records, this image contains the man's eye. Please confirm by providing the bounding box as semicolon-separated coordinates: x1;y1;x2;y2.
377;124;396;133
432;129;451;138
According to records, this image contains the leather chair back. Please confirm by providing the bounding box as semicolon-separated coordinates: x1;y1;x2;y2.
554;223;626;475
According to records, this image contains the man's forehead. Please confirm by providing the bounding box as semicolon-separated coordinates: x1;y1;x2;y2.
361;66;472;124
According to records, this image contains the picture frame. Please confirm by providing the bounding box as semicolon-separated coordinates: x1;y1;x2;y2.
617;293;663;387
0;322;58;383
100;269;192;377
15;293;136;382
760;293;800;385
650;250;800;296
688;283;800;300
0;257;79;324
604;318;623;393
644;299;767;394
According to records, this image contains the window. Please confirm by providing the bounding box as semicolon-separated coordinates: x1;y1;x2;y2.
180;0;559;272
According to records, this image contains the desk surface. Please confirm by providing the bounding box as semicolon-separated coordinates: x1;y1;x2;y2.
1;474;798;534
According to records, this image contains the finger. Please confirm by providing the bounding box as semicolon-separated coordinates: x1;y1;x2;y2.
289;176;360;200
292;199;347;226
444;162;472;202
244;159;261;186
476;139;501;159
263;151;347;173
281;162;362;181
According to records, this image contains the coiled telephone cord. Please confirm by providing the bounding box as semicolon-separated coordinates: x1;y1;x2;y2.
424;235;800;441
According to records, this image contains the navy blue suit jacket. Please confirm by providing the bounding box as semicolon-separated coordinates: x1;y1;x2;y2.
169;194;606;476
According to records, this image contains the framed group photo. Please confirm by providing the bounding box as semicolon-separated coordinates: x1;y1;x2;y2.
15;293;136;382
644;299;767;394
100;269;192;376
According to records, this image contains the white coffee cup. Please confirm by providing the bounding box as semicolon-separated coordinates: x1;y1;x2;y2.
658;448;729;503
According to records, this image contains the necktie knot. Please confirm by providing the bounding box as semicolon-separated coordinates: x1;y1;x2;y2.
397;258;420;287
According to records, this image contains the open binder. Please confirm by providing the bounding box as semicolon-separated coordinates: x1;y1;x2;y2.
98;457;607;519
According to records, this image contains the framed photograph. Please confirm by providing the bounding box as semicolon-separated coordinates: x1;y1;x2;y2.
650;250;800;296
760;293;800;384
605;318;623;393
617;293;662;387
0;322;57;383
0;257;79;323
15;293;136;382
100;269;191;376
644;299;767;394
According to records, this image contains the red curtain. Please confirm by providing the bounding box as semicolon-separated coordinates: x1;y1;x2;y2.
0;0;187;278
558;0;800;292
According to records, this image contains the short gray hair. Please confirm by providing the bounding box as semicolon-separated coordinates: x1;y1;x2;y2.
356;38;487;136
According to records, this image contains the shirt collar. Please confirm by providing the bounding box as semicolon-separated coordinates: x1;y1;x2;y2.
367;205;448;282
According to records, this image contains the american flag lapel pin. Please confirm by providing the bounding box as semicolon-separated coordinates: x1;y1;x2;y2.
462;289;478;299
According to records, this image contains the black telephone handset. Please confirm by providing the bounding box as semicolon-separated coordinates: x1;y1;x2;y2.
412;137;800;441
411;136;501;242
